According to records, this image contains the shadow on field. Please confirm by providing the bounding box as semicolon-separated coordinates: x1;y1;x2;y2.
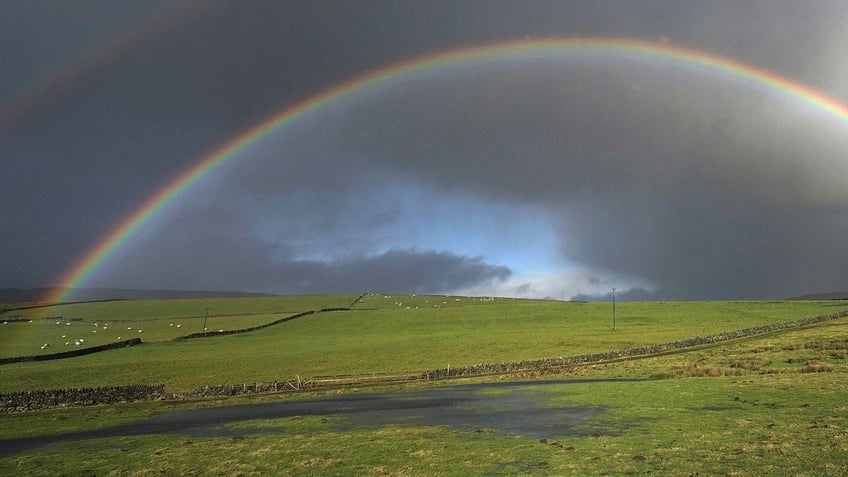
0;378;642;457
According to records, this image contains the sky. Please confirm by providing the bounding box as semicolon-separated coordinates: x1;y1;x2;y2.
2;0;848;301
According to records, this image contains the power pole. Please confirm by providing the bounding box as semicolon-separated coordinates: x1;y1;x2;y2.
203;307;209;333
611;287;616;332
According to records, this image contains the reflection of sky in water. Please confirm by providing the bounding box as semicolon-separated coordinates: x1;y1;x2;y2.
337;386;606;439
0;379;640;457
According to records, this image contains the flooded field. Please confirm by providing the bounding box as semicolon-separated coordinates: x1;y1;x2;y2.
0;378;639;457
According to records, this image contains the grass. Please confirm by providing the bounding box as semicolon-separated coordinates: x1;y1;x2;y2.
0;295;357;358
3;295;358;321
0;297;844;392
1;296;847;475
2;320;847;475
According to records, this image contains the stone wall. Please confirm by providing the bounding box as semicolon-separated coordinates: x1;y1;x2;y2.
0;384;165;413
0;338;143;365
420;310;848;379
173;307;351;341
4;309;846;411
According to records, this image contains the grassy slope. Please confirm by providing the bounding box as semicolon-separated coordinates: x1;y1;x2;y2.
1;313;846;476
0;295;357;358
0;296;845;392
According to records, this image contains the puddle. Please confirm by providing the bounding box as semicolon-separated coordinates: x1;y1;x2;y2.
0;378;640;457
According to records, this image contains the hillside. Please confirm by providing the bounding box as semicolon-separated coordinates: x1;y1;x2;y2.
0;287;279;304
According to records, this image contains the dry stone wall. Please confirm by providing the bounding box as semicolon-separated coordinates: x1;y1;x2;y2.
0;384;165;413
3;309;846;411
0;338;142;365
173;307;350;341
420;310;848;379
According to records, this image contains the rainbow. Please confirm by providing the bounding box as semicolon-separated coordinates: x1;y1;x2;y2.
44;37;848;304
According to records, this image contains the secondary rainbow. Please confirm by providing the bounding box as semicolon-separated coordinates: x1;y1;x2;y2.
45;37;848;304
1;1;212;128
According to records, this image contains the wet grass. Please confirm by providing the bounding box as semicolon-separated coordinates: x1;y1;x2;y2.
3;366;846;475
1;297;847;475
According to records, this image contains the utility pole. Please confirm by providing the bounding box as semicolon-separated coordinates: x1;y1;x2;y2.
203;307;209;333
611;287;616;332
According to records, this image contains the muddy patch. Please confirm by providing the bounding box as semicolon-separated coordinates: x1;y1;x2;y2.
0;378;639;457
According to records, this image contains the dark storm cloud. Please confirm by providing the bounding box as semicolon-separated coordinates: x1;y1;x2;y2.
242;54;848;299
101;208;511;295
3;1;848;298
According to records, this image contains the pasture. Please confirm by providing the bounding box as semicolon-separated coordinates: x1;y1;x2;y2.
1;295;847;475
0;296;844;392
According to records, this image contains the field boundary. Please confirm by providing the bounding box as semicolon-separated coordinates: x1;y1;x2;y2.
419;309;848;380
0;307;351;365
184;309;848;398
0;299;128;315
0;384;164;413
3;309;846;411
173;307;351;340
0;338;143;365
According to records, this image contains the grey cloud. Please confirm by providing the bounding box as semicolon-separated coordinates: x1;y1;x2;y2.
572;287;658;302
102;208;510;295
5;1;848;300
256;56;848;299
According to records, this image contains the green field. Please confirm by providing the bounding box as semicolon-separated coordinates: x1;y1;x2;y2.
0;295;357;359
1;295;845;392
1;295;847;475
